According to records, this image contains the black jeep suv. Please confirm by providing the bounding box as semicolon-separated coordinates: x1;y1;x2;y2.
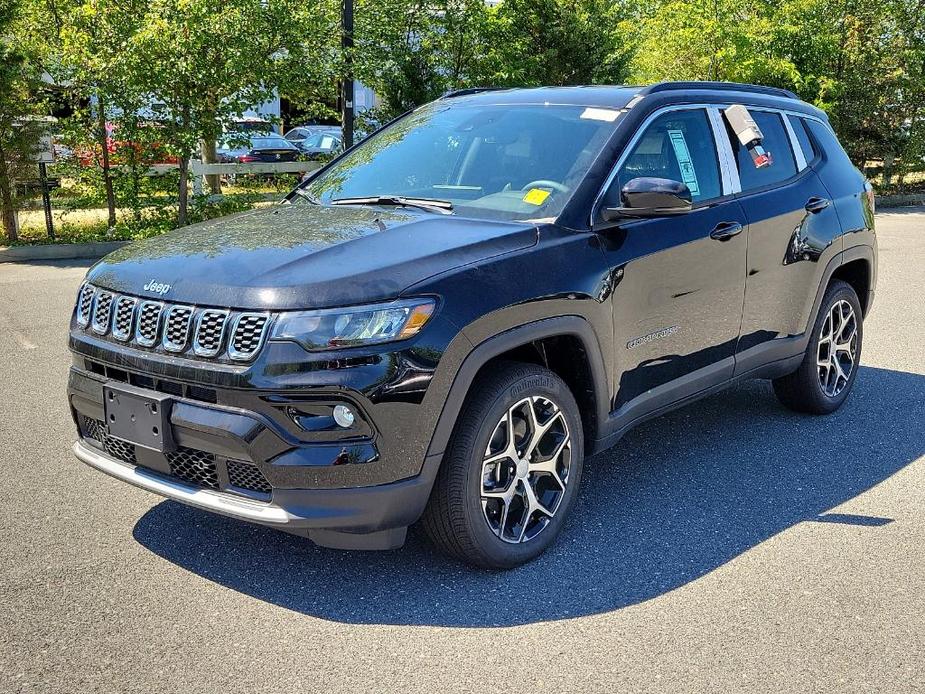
68;82;877;568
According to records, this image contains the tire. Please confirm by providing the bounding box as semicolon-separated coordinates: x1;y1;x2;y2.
773;280;863;414
421;361;584;569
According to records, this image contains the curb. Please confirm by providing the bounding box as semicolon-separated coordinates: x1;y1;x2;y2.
0;241;128;264
875;194;925;208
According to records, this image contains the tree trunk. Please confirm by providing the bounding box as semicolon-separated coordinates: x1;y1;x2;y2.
178;156;189;227
96;98;117;230
0;156;18;243
883;152;895;187
200;137;221;195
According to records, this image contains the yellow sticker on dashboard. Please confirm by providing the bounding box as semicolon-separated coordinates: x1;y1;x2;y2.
523;188;551;205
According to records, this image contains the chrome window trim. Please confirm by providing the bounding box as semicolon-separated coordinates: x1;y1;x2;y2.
134;300;165;348
227;312;271;362
111;296;138;342
707;106;740;194
162;304;195;353
782;113;807;170
91;290;114;335
192;309;230;358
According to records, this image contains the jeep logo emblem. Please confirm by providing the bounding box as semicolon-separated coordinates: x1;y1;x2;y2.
143;279;171;295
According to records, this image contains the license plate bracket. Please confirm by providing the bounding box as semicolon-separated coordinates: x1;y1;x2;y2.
103;383;175;453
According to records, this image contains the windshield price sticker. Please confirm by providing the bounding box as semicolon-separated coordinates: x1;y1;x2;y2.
667;129;700;196
522;188;551;205
580;107;620;122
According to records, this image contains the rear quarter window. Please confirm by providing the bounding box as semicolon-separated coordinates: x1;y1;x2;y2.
788;115;816;163
729;110;797;191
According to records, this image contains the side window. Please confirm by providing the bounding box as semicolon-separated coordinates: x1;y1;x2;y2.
615;109;722;203
729;110;797;191
788;115;816;163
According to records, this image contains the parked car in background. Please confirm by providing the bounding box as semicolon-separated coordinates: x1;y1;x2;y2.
216;133;302;163
296;130;343;159
74;121;179;167
285;125;340;149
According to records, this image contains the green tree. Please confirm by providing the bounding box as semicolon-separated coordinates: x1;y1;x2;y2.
0;0;47;242
483;0;632;87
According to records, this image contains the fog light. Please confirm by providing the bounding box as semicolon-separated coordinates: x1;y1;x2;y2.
332;404;355;428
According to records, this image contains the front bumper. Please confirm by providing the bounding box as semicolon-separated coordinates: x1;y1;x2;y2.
73;439;438;549
66;329;452;548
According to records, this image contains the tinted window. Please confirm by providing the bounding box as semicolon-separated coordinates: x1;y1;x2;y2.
616;109;722;202
729;110;796;191
788;115;816;162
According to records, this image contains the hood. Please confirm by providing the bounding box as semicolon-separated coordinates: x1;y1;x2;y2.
87;203;538;310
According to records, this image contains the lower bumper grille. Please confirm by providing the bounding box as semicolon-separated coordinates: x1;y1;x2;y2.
79;416;272;497
166;447;220;490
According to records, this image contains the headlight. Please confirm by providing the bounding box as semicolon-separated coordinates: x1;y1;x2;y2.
270;298;435;351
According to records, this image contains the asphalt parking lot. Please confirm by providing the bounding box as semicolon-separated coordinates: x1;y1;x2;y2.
1;208;923;693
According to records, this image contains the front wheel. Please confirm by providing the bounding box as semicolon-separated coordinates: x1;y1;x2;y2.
421;362;584;569
773;279;863;414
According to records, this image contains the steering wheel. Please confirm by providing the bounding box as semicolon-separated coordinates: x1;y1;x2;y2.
521;179;570;194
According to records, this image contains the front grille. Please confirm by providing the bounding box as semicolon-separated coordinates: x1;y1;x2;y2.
74;285;271;362
80;416;137;465
162;305;193;352
229;314;270;361
76;283;95;326
112;296;137;341
135;301;163;347
80;415;272;497
227;459;272;494
91;291;114;334
166;447;220;490
193;310;229;357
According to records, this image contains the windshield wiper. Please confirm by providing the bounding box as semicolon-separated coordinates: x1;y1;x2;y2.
331;195;454;215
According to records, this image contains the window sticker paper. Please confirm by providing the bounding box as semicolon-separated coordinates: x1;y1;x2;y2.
667;129;700;196
580;107;620;122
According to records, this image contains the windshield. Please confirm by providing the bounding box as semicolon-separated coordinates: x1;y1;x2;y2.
300;102;621;221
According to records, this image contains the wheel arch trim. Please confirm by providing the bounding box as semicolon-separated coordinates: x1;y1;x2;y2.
424;316;611;460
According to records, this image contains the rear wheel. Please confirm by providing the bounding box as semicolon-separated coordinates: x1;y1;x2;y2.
773;280;863;414
421;362;584;569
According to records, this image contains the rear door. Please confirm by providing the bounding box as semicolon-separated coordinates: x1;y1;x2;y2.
726;107;844;373
594;106;748;416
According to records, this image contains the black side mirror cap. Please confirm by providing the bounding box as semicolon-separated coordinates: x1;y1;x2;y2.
601;177;693;221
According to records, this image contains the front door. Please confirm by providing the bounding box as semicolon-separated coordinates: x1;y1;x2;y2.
594;107;748;418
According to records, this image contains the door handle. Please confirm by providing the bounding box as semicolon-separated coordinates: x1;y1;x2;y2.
710;221;744;241
805;196;830;214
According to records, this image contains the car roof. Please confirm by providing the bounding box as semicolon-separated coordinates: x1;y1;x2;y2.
439;82;825;118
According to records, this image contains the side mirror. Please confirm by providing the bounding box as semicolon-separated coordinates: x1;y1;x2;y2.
601;177;693;221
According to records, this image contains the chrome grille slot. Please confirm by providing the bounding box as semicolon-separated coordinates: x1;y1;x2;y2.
111;296;137;341
91;291;114;334
193;309;229;357
76;283;95;326
135;301;163;347
162;305;194;352
229;313;270;361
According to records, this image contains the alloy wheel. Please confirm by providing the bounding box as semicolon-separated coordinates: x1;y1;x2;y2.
480;396;571;544
817;299;858;398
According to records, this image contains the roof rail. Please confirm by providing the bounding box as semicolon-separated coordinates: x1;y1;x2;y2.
640;81;799;100
439;87;505;99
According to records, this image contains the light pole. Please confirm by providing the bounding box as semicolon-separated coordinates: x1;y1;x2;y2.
342;0;355;150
